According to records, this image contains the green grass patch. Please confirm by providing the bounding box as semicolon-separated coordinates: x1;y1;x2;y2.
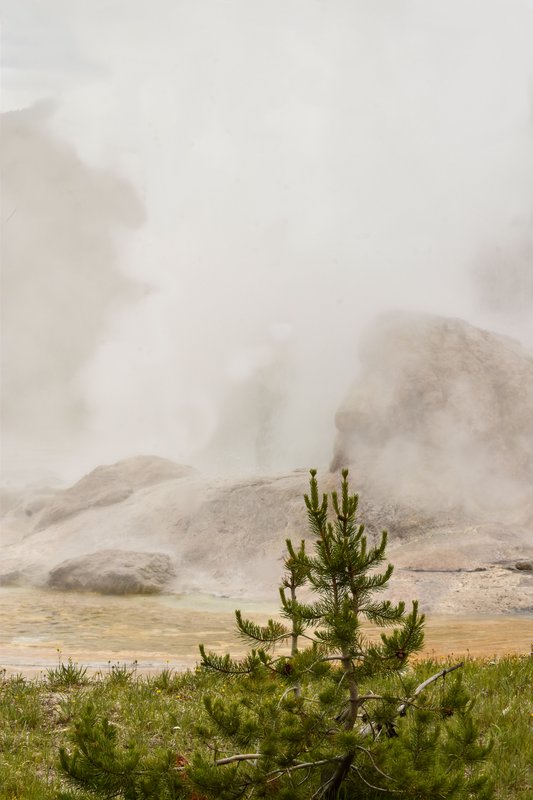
0;655;531;799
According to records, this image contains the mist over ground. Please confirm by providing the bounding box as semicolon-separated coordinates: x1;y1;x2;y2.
1;0;533;486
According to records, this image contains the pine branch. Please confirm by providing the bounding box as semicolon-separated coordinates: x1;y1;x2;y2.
378;600;425;660
234;610;289;648
361;599;406;625
283;539;309;588
199;645;264;675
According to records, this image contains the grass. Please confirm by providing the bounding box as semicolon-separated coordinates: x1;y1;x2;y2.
0;655;531;799
45;655;89;690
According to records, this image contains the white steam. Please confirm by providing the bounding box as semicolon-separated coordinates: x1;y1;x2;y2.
0;104;144;482
1;0;533;483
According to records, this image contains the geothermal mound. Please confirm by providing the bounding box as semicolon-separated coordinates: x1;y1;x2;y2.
1;314;532;614
332;312;533;520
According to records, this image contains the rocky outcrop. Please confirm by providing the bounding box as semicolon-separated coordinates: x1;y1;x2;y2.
0;458;314;598
0;570;23;587
331;312;533;519
1;313;532;614
1;457;531;612
32;456;196;531
47;550;176;594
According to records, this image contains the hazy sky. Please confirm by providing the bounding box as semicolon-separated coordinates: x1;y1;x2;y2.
1;0;533;483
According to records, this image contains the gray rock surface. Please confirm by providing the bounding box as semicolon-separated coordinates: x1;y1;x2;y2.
47;550;176;594
33;456;196;531
0;455;531;613
0;570;23;587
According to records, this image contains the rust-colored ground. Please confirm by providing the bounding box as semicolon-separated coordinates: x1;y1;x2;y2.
1;588;531;677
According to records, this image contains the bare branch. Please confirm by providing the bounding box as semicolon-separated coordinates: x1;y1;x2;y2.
215;753;262;766
265;756;344;781
316;653;366;663
359;661;465;737
354;745;394;781
357;693;386;703
350;764;403;793
398;662;464;715
296;767;312;786
276;685;300;707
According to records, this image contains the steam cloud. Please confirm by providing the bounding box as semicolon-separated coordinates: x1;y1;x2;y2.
473;234;533;341
1;105;144;480
1;0;533;485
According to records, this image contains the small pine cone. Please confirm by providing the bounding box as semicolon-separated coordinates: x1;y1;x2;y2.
395;649;406;660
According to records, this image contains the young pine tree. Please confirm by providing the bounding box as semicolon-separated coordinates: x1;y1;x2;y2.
58;700;191;799
191;470;492;800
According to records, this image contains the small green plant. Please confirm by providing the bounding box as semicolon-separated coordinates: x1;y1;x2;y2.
106;660;138;686
148;667;182;694
46;653;89;689
59;701;188;799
